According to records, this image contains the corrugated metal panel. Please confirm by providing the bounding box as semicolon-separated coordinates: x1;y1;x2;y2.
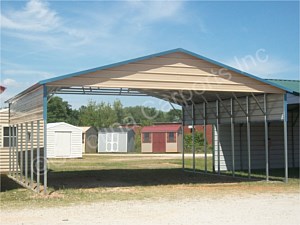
266;79;299;94
10;86;43;124
213;111;299;171
184;93;284;125
46;52;285;94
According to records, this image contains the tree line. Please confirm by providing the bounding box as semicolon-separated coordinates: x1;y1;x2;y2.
47;96;182;128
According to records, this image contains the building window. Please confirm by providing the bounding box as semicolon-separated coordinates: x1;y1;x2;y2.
3;126;17;147
167;132;176;143
143;132;151;143
82;133;85;144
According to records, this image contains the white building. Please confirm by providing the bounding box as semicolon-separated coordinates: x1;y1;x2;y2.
47;122;82;158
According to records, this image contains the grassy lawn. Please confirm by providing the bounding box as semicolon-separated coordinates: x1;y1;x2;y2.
1;154;299;209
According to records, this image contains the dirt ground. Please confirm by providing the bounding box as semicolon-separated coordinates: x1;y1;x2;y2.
1;192;299;225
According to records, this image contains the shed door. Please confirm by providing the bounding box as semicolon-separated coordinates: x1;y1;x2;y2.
152;133;166;153
55;131;71;157
106;133;119;152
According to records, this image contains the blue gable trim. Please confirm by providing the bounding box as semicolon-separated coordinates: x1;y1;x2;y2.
39;48;292;93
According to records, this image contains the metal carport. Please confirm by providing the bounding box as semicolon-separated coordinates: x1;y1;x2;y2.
5;48;296;194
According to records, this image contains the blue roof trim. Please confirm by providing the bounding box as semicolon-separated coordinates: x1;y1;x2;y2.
39;47;293;93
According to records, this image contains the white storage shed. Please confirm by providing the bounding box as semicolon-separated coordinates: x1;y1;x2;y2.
47;122;82;158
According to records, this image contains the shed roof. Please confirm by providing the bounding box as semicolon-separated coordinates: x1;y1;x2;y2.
47;122;81;130
79;126;92;133
141;124;181;133
99;127;134;133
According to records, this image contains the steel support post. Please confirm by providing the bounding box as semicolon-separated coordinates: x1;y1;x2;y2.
182;106;185;170
291;111;295;168
9;124;11;175
192;103;196;172
246;96;251;179
16;124;19;177
37;120;40;193
20;123;23;181
43;85;48;194
216;100;220;175
264;94;269;181
12;125;15;177
230;98;235;177
283;94;288;183
25;123;28;185
203;101;207;173
30;121;34;188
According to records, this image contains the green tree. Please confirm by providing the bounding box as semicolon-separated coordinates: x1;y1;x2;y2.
166;109;182;122
79;100;118;128
113;99;124;123
184;131;205;153
47;96;73;123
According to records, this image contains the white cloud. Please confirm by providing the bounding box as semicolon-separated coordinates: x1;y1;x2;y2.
1;78;19;87
1;0;89;48
1;0;60;32
1;0;189;50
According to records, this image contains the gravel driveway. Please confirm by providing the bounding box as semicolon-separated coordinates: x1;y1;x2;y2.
1;192;299;225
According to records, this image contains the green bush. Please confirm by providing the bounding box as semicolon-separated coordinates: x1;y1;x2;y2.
184;131;212;153
134;132;142;153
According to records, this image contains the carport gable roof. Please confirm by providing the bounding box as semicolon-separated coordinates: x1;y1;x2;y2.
38;48;292;93
6;48;294;104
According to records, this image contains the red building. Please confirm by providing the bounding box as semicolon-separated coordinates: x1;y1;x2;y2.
141;124;182;153
153;122;213;145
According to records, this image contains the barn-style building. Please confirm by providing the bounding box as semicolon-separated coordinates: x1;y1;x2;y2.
141;124;182;153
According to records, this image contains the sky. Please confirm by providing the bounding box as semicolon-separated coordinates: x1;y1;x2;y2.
1;0;299;110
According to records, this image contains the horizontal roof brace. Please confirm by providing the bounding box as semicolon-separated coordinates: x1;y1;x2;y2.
55;92;147;96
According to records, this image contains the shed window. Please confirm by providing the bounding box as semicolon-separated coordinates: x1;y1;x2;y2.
3;126;17;147
167;132;176;143
82;133;85;144
143;132;151;143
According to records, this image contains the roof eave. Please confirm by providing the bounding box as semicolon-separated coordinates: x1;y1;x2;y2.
5;83;42;104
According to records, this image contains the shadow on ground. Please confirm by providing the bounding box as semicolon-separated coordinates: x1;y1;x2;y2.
1;168;298;192
0;174;23;192
47;168;252;190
